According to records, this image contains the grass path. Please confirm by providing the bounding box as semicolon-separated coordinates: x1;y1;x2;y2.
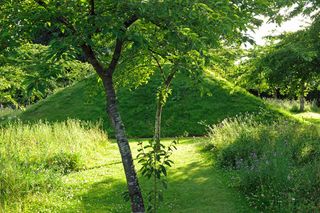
22;139;253;212
294;112;320;126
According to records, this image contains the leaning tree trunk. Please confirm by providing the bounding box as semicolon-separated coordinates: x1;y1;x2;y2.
103;74;145;213
299;83;305;112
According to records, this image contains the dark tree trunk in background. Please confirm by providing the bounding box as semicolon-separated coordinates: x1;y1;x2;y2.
299;83;305;112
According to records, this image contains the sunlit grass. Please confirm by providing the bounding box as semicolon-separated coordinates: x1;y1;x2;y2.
0;120;109;212
18;73;283;137
264;98;320;113
0;127;253;212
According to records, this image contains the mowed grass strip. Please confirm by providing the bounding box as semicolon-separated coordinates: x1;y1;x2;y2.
9;138;253;212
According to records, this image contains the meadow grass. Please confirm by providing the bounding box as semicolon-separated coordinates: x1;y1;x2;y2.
205;115;320;212
0;120;108;212
0;120;253;212
264;98;320;113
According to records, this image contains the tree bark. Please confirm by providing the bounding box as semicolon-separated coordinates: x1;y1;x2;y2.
299;84;305;112
103;74;145;213
81;18;145;211
154;97;163;146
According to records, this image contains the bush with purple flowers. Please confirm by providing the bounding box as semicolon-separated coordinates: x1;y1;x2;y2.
206;115;320;212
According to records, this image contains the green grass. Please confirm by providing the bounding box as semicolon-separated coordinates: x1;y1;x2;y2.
264;98;320;113
20;140;253;212
17;72;284;137
204;115;320;212
264;98;320;126
294;112;320;125
0;120;109;212
0;121;253;212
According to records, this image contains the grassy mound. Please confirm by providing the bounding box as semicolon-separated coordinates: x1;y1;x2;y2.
19;72;281;137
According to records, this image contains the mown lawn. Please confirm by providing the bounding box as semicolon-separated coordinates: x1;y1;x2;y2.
294;112;320;126
10;139;253;212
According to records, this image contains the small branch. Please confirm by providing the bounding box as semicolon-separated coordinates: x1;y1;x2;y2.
107;15;139;75
165;68;178;87
148;47;174;63
89;0;95;16
81;44;105;78
149;50;167;82
34;0;77;34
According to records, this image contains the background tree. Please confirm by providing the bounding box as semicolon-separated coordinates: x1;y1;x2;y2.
237;17;320;111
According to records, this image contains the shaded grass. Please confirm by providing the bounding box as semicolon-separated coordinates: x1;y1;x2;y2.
18;72;284;137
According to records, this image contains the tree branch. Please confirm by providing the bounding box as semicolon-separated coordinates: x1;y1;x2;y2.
149;50;167;82
34;0;76;34
89;0;95;16
106;15;139;76
81;44;105;78
34;0;138;78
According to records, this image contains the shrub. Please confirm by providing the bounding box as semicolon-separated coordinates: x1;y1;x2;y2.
206;115;320;211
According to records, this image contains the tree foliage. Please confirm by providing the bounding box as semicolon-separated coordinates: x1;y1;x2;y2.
0;43;91;107
236;16;320;102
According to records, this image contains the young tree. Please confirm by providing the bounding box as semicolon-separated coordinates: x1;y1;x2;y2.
1;0;311;211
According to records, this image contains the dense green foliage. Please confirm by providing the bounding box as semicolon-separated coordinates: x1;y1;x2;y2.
0;120;108;211
0;0;319;211
0;43;91;107
205;116;320;212
18;72;283;137
234;16;320;100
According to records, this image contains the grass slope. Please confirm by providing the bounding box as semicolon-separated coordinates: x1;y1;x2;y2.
20;72;278;137
15;139;254;212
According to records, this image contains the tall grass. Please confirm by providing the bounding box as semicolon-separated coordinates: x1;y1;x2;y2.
0;120;108;210
0;108;21;120
205;115;320;212
264;98;320;113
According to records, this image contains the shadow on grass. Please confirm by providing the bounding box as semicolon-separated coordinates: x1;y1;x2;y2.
79;178;130;213
77;160;253;213
159;162;254;213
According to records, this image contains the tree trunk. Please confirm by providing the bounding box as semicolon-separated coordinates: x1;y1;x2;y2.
299;83;305;112
103;74;145;213
273;88;279;99
154;97;163;146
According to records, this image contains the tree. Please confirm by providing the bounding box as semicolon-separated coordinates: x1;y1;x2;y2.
1;0;311;211
241;17;320;111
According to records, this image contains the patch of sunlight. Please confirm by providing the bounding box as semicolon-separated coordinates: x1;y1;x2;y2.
195;177;209;184
296;112;320;119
